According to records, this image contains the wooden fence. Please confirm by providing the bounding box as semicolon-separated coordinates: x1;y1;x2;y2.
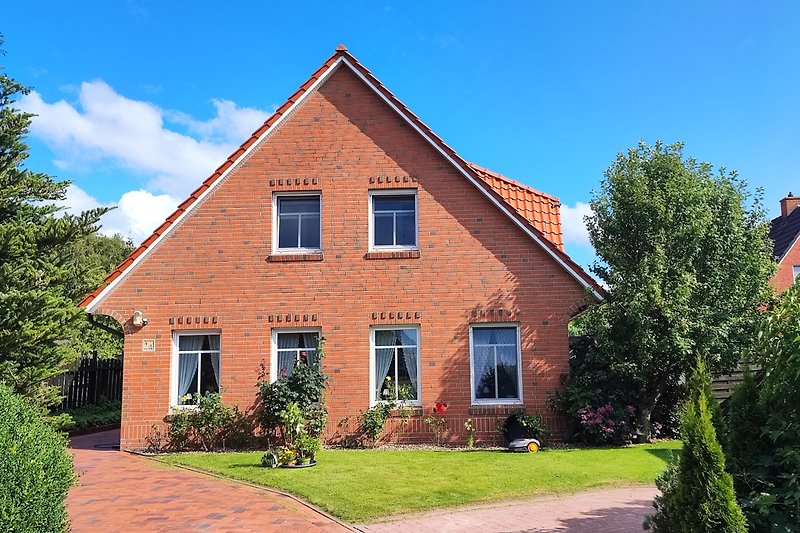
50;352;123;410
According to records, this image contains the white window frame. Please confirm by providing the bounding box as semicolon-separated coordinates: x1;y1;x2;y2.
170;330;222;409
793;265;800;283
272;192;322;253
369;325;422;406
270;327;322;382
368;189;418;251
469;323;523;405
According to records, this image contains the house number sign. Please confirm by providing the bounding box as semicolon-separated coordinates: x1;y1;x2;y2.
142;339;156;352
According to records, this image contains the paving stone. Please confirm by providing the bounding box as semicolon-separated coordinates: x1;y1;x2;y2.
67;429;349;532
355;486;658;533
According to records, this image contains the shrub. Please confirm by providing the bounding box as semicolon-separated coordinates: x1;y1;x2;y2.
643;459;679;532
661;359;746;533
0;385;75;532
274;402;321;465
464;419;475;448
258;338;328;445
164;392;251;451
550;335;681;444
53;399;122;431
730;286;800;530
424;401;448;446
501;412;549;444
725;369;764;489
360;403;393;446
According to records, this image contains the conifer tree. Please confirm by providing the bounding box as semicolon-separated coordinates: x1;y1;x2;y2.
0;39;109;407
671;359;747;533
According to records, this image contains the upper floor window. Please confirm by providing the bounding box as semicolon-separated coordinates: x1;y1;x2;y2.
275;194;321;251
793;265;800;283
370;191;417;249
470;325;522;404
174;332;220;406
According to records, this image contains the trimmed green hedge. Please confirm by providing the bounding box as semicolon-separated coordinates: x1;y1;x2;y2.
0;385;75;532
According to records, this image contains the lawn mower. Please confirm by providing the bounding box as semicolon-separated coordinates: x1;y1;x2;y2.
508;438;541;453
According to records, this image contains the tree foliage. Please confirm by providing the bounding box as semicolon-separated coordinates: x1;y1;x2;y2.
63;233;133;359
0;40;109;407
584;141;774;440
728;286;800;531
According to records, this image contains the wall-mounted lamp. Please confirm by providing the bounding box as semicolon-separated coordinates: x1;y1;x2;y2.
132;310;148;327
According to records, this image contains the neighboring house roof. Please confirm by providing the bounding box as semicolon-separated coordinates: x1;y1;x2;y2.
467;162;564;250
80;45;603;311
769;208;800;261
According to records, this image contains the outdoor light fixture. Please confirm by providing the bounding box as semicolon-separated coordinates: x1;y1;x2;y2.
132;310;148;327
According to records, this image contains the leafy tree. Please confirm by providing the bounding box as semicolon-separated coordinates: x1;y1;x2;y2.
585;141;774;441
63;233;133;359
0;40;109;407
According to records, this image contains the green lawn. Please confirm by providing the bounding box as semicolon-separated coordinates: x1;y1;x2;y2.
163;442;679;522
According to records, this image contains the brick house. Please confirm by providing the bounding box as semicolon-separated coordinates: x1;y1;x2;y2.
769;193;800;293
80;46;603;450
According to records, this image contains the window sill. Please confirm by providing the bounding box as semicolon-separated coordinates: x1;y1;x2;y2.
469;403;524;416
364;250;421;260
268;252;324;262
370;403;423;416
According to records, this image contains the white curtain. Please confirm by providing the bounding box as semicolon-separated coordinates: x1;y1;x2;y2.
402;347;419;399
472;345;495;399
302;333;319;366
177;335;204;401
277;333;300;378
375;348;394;398
208;334;221;389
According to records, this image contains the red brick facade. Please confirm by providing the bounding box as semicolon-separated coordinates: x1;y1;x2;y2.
769;195;800;294
771;246;800;293
86;52;597;450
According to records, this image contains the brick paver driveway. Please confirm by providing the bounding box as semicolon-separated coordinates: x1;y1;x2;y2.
68;430;349;532
355;486;658;533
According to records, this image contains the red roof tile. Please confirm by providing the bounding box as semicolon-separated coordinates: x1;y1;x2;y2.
79;48;602;309
466;162;564;250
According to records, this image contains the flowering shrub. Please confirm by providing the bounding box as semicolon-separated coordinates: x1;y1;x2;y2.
576;403;637;445
424;401;448;445
464;419;475;448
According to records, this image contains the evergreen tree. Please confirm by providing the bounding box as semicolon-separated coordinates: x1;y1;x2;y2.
0;39;109;407
671;359;747;533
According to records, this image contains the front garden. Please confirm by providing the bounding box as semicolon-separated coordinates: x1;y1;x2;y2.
163;442;679;522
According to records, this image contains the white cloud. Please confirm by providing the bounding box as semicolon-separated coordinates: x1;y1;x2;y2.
19;81;269;244
560;201;593;248
167;99;269;144
59;184;178;244
19;82;268;199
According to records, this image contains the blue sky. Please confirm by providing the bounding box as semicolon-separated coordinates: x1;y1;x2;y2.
4;1;800;270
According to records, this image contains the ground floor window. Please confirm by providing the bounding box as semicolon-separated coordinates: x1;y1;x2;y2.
175;333;220;406
470;325;521;403
274;330;320;379
372;327;420;403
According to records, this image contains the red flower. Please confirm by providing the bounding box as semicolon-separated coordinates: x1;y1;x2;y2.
433;401;448;414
